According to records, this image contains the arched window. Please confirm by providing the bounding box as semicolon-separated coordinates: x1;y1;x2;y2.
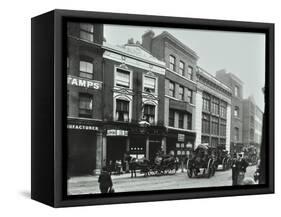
234;106;240;117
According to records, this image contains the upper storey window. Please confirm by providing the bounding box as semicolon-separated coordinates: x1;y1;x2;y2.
169;55;176;71
115;68;131;88
80;23;94;42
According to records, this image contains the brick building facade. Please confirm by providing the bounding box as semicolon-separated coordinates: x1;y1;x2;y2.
142;31;198;158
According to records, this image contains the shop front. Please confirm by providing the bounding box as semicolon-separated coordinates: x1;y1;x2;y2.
166;129;196;159
67;118;102;176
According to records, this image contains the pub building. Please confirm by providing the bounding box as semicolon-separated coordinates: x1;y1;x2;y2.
102;40;167;165
195;67;232;151
67;22;104;176
141;30;198;158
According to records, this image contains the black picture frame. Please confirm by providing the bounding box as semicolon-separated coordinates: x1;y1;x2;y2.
31;9;274;207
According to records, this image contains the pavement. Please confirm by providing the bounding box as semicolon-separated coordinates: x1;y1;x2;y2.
67;165;257;195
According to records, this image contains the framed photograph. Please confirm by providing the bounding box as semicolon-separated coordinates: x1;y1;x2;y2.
31;9;274;207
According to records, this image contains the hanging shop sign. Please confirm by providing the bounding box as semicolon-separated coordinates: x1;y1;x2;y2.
178;133;185;142
67;124;99;131
67;75;102;90
107;129;128;136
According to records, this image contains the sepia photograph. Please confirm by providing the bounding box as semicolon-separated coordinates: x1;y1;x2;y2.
66;22;266;195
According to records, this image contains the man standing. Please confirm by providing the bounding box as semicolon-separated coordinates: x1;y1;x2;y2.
236;153;249;185
231;153;238;186
98;166;113;193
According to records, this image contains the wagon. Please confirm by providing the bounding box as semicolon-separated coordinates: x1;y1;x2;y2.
214;145;232;171
186;144;216;178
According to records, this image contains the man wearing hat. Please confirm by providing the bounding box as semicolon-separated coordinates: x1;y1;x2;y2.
98;166;113;193
236;153;249;185
231;153;239;185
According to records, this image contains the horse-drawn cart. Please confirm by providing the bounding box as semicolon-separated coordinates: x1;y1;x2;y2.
186;144;216;178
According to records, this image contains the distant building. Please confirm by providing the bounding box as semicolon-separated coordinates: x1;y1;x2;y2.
242;96;263;148
215;69;244;153
196;67;232;151
142;30;198;157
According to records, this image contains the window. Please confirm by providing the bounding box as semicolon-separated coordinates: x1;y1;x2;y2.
186;66;193;80
79;93;93;118
80;23;94;42
202;93;210;111
186;113;192;130
144;76;156;93
250;116;255;124
79;59;93;79
211;116;219;135
143;104;155;124
116;99;129;122
179;61;185;75
250;129;255;141
234;127;239;141
220;101;227;118
234;106;239;118
202;114;210;134
187;89;193;104
169;55;176;71
220;119;226;137
169;110;175;127
115;68;130;88
201;136;209;144
211;97;219;115
234;86;239;97
169;81;175;97
211;137;219;148
178;112;184;129
179;86;184;100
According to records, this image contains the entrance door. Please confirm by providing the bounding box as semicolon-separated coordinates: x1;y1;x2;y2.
149;139;162;161
107;137;127;163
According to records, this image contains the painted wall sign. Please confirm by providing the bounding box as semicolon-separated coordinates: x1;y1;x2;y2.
107;129;128;136
67;75;102;90
67;124;99;131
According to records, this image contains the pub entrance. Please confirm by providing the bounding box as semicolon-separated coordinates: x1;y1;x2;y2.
106;137;127;164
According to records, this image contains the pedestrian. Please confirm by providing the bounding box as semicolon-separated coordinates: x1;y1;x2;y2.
231;153;238;186
236;153;249;185
98;166;113;193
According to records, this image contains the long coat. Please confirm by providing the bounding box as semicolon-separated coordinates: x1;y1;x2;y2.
98;171;113;193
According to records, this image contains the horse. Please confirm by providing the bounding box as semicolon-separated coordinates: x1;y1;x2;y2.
129;157;150;178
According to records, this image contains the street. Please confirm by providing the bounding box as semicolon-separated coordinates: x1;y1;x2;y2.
68;165;257;195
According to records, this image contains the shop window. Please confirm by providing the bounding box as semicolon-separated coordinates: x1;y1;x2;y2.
178;112;184;129
169;110;175;127
143;104;155;124
115;68;131;88
144;75;156;94
179;61;185;75
169;81;175;97
79;58;93;79
211;137;219;148
80;23;94;42
187;66;193;80
169;55;176;71
79;93;93;118
179;85;184;100
116;99;129;122
187;89;193;104
202;113;210;134
201;136;209;144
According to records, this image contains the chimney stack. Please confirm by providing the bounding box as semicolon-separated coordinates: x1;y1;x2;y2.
142;30;155;52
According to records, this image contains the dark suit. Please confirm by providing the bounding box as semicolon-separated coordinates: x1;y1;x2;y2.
98;171;113;193
231;159;239;186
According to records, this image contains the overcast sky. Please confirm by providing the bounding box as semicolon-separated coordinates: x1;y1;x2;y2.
104;24;265;110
